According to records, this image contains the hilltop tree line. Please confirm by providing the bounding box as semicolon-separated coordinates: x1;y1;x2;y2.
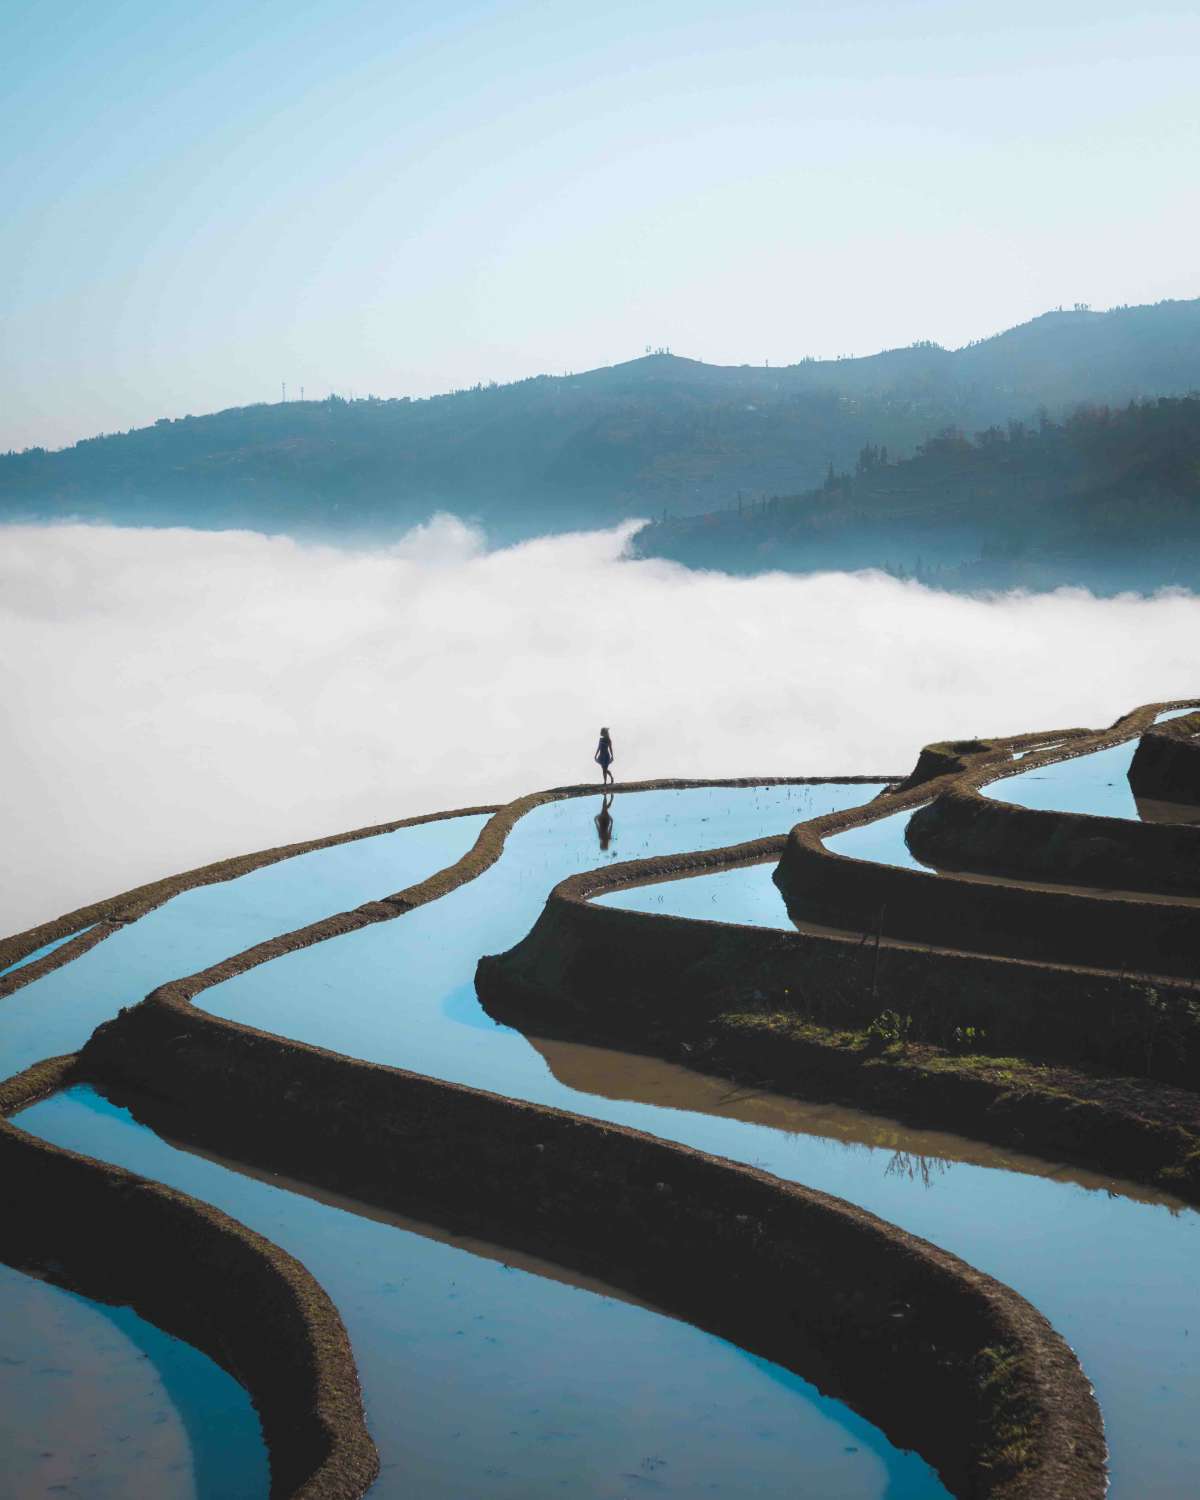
1;297;1198;560
638;396;1200;594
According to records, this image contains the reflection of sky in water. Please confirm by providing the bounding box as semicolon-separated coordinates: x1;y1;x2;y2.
0;1258;265;1499
20;1086;947;1500
985;707;1197;820
184;784;1200;1495
196;782;1200;1498
824;807;930;872
598;799;934;922
0;814;488;1079
0;926;93;979
596;783;896;925
16;778;1200;1496
596;860;797;927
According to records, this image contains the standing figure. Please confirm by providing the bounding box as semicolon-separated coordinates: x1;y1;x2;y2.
594;726;615;785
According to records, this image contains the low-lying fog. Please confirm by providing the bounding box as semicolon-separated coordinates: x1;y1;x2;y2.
3;516;1197;933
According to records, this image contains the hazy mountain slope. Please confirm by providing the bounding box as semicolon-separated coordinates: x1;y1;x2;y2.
2;299;1198;542
636;396;1200;594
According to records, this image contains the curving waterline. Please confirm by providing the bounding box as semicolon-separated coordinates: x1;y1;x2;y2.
12;777;991;1500
488;702;1200;1123
7;708;1188;1494
0;1056;378;1500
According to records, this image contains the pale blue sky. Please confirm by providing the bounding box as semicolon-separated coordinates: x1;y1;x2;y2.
4;0;1197;450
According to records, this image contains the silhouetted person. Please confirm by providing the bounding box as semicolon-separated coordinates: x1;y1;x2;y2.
594;726;614;785
595;792;614;850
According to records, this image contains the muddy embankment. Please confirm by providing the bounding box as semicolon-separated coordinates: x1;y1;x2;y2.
905;791;1200;897
903;709;1200;897
15;742;1191;1496
477;883;1200;1201
0;1057;378;1500
1128;711;1200;808
479;702;1200;1197
70;984;1105;1500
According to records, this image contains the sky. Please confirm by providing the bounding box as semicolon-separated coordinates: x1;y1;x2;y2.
4;0;1198;452
3;517;1198;931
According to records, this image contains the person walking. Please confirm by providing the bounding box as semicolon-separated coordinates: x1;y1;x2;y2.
594;727;615;785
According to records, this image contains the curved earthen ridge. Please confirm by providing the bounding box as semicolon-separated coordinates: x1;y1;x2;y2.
773;699;1200;1005
477;863;1200;1193
1128;709;1200;808
904;706;1200;897
906;788;1200;897
888;727;1091;796
0;1057;379;1500
0;774;898;1497
0;775;892;1000
0;802;500;997
2;770;1102;1497
478;702;1200;1185
73;995;1106;1500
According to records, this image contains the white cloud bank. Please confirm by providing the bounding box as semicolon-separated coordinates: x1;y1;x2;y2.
2;517;1197;933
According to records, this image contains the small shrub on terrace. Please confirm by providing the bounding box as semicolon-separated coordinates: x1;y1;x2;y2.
865;1009;913;1052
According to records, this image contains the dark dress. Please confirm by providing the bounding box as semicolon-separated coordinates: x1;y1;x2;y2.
596;737;613;768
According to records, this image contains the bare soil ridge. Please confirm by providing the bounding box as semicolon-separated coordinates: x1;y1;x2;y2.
0;769;1102;1498
479;701;1200;1199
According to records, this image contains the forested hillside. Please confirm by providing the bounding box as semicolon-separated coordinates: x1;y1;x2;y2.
636;396;1200;594
3;299;1198;543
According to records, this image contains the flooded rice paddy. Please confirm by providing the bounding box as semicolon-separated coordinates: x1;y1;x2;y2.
192;783;1200;1497
0;927;94;980
985;708;1196;821
8;780;1200;1496
0;1258;266;1499
20;1083;947;1500
594;858;795;926
596;799;930;923
0;814;489;1081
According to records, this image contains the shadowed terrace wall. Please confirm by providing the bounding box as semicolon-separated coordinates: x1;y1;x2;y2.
0;776;893;997
0;1058;378;1500
765;701;1200;1081
0;775;900;1500
477;871;1200;1086
480;702;1200;1107
11;746;1185;1497
777;825;1200;983
905;789;1200;897
1128;711;1200;807
74;989;1105;1500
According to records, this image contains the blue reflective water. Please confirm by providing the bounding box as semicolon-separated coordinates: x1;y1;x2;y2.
0;1258;266;1499
595;861;794;927
0;927;93;979
19;1085;947;1500
205;787;881;1099
824;808;929;872
0;815;488;1079
199;783;1200;1498
986;709;1197;820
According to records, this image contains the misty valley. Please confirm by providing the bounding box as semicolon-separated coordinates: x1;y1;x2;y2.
5;297;1200;595
9;4;1200;1495
4;299;1200;1500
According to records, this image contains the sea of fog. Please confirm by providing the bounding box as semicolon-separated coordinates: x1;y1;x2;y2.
2;515;1197;933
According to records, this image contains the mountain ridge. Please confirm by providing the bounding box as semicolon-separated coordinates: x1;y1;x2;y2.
2;297;1198;545
636;393;1200;594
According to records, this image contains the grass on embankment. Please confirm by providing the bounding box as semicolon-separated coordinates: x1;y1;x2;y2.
686;1005;1200;1206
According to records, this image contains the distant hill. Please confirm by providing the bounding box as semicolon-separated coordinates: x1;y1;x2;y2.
636;395;1200;595
2;298;1199;542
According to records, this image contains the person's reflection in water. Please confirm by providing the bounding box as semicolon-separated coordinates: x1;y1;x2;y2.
595;792;615;852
